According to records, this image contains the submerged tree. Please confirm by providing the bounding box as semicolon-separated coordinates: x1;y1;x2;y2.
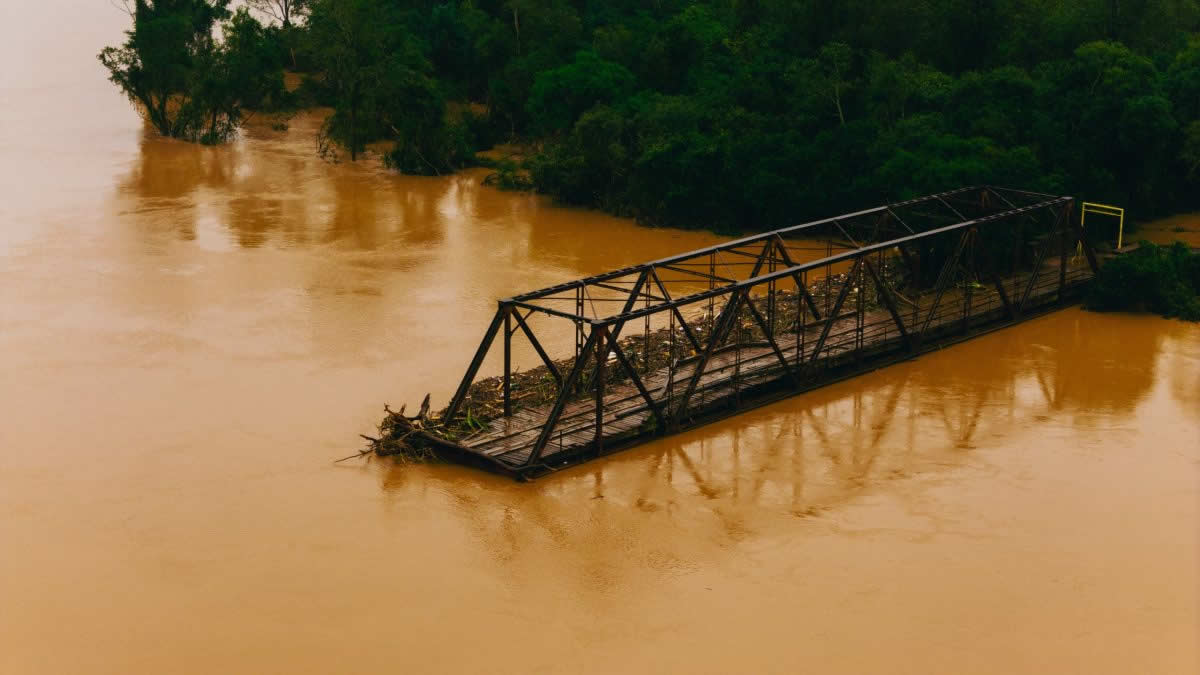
99;0;284;144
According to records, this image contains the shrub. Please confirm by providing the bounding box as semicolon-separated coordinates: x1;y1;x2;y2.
1085;241;1200;320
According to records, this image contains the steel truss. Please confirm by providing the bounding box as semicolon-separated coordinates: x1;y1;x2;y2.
442;186;1098;476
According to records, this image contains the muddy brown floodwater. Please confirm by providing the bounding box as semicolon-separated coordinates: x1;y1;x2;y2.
2;3;1198;674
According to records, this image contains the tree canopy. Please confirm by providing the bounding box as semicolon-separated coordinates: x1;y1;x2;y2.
99;1;285;144
103;0;1200;230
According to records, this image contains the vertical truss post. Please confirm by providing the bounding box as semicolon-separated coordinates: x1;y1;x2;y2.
674;289;744;424
513;311;562;387
768;242;777;338
575;287;583;359
1018;234;1050;313
863;257;912;351
708;252;716;337
918;230;971;341
503;305;513;417
994;272;1015;320
744;290;801;388
1058;204;1069;302
853;263;863;363
963;234;976;334
649;269;702;353
1068;199;1099;274
444;307;506;421
773;235;823;320
799;269;807;363
809;258;862;365
527;327;600;466
594;325;607;451
610;339;666;431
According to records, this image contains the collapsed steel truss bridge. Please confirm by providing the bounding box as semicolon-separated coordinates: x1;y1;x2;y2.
433;186;1100;479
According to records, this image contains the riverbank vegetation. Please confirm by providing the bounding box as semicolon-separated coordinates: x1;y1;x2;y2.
99;1;290;144
1086;243;1200;320
102;1;1200;232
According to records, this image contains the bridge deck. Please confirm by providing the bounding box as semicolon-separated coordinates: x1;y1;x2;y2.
456;264;1090;474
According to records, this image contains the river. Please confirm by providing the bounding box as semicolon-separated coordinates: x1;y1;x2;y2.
1;2;1197;673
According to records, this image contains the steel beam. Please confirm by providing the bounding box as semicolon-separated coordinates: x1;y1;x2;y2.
444;307;506;421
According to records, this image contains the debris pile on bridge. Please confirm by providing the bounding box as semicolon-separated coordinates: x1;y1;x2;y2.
354;268;896;462
436;276;871;425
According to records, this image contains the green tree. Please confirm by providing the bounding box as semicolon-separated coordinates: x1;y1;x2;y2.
802;42;855;126
526;51;635;133
99;0;283;144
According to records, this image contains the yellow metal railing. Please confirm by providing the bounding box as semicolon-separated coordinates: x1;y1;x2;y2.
1081;201;1126;249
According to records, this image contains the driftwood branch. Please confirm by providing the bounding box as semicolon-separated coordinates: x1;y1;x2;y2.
337;395;441;463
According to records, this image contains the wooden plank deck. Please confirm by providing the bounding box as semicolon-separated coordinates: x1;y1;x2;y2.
454;265;1093;475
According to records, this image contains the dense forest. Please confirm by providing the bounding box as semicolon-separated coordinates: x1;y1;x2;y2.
102;0;1200;233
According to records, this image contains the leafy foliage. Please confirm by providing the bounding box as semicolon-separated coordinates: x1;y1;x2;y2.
315;0;1194;227
1086;242;1200;320
99;1;285;144
105;0;1200;218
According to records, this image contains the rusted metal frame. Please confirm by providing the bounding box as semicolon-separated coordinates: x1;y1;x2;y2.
962;235;976;333
512;311;562;388
885;207;916;234
649;269;703;353
575;288;584;361
503;307;513;417
586;270;652;444
594;327;607;448
867;211;911;245
832;219;861;248
445;307;506;421
1058;203;1069;300
888;185;982;209
767;242;777;337
657;263;736;284
509;188;986;305
862;256;912;350
608;196;1072;325
590;280;667;302
917;229;972;339
527;328;601;466
1070;206;1100;274
743;238;777;343
993;273;1015;319
984;186;1018;210
516;190;1063;321
1018;225;1055;312
742;291;802;388
673;289;746;423
935;196;968;222
807;258;862;364
988;186;1061;202
772;234;824;320
895;242;918;286
866;212;885;244
720;247;775;261
581;273;650;399
609;339;666;432
747;239;776;278
598;271;650;352
510;299;593;322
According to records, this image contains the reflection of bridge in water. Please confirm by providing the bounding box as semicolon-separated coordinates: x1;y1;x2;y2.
432;187;1102;479
378;314;1173;568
